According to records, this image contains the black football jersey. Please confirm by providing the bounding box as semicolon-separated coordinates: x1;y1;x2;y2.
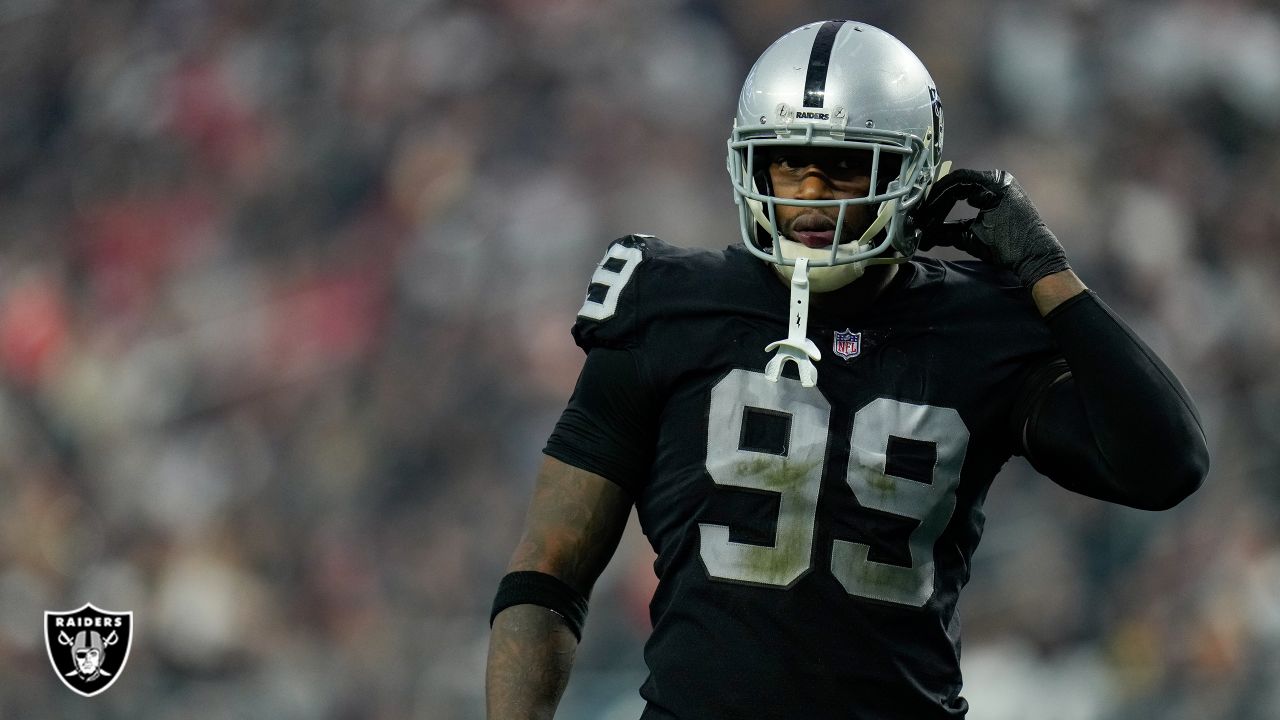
547;235;1061;719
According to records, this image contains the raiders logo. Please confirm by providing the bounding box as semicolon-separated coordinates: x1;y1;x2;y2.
44;603;133;697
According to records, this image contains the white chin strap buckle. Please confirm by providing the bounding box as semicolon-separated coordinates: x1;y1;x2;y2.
764;257;821;387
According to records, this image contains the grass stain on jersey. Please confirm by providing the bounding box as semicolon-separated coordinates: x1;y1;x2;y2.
730;456;821;587
733;456;784;479
865;471;899;497
731;456;818;490
740;516;813;586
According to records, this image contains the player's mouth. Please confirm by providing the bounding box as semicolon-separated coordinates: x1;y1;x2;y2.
789;214;838;249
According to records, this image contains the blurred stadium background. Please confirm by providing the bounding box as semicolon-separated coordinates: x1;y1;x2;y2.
1;0;1278;718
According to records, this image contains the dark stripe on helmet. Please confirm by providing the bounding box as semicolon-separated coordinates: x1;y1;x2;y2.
803;20;846;108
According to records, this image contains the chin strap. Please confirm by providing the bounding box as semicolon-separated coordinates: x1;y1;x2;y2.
764;257;822;387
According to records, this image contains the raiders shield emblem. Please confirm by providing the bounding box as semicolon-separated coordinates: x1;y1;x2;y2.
833;329;861;360
44;603;133;697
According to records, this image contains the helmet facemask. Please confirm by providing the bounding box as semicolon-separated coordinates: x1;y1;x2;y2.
728;122;937;292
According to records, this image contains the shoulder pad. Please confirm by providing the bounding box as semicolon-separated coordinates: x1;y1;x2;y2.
571;235;733;352
571;235;658;351
902;258;1048;340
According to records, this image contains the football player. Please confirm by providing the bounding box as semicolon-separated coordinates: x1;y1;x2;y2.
487;21;1208;719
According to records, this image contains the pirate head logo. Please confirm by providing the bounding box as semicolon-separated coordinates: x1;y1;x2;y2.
45;603;132;697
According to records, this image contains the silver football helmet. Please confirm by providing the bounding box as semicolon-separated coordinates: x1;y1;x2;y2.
727;21;946;291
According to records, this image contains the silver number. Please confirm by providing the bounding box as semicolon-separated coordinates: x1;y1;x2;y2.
698;369;830;587
577;244;643;321
698;371;970;606
832;398;968;607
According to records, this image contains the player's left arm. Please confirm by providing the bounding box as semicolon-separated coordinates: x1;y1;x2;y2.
1017;271;1209;509
916;170;1209;509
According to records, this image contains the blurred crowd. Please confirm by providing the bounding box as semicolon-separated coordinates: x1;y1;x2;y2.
1;0;1278;717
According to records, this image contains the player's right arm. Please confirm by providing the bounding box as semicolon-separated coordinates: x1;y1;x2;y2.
486;456;632;720
487;239;660;718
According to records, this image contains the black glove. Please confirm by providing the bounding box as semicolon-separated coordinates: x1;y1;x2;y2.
911;169;1070;287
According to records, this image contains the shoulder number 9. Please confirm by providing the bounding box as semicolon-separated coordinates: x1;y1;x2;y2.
698;369;969;607
578;243;643;321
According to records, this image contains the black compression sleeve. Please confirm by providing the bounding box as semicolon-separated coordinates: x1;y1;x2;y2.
1019;291;1209;510
543;348;659;497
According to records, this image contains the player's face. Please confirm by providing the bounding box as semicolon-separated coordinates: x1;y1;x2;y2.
766;147;896;249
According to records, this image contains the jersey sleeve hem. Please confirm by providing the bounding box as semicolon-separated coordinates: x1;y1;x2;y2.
540;446;642;500
542;347;659;499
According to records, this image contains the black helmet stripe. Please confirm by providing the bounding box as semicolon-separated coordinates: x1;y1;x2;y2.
803;20;846;108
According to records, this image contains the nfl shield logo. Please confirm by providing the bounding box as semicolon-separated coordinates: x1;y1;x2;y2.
44;603;133;697
833;329;861;360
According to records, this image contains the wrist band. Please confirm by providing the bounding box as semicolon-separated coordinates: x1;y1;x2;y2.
490;571;589;641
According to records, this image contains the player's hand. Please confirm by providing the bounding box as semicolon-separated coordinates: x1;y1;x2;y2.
911;169;1070;287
